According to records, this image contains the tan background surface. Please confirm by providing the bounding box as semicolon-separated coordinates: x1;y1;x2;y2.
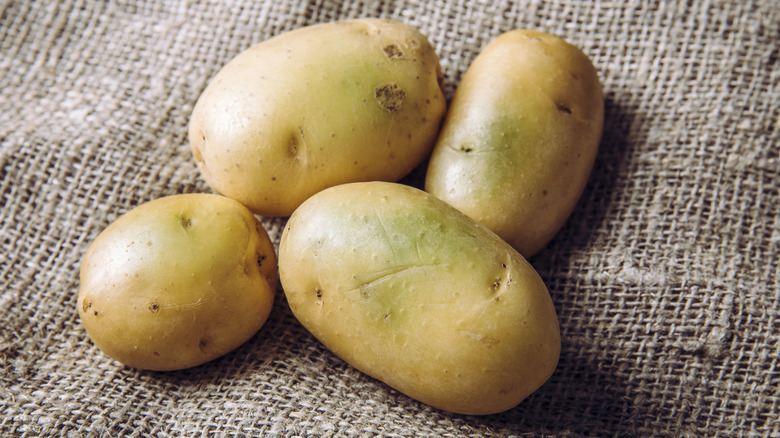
1;0;778;436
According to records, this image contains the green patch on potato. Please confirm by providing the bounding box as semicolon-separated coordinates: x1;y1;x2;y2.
77;194;277;371
279;182;560;415
426;30;604;257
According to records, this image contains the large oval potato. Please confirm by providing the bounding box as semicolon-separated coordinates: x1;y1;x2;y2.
189;19;446;217
278;182;560;415
425;30;604;257
78;194;278;371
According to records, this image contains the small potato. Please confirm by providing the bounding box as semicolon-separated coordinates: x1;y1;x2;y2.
189;19;446;216
279;182;560;415
77;194;277;371
425;30;604;257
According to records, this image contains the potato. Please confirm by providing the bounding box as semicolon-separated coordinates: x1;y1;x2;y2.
278;182;560;415
189;19;446;217
77;194;277;371
425;30;604;257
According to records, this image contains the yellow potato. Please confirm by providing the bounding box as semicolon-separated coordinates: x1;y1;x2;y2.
279;182;560;415
189;19;446;216
425;30;604;257
77;194;277;371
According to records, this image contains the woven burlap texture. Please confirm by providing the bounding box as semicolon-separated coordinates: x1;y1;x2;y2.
1;0;778;436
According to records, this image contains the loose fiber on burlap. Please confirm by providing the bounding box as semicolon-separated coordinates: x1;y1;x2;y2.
1;0;778;436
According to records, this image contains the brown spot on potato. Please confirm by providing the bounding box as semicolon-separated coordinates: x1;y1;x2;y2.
286;126;306;159
149;302;160;314
257;254;267;267
82;299;92;312
199;337;209;353
383;44;404;59
374;83;406;112
287;138;298;156
179;214;193;229
556;102;572;114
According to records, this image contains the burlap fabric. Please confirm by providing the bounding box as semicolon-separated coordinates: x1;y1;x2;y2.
2;0;778;436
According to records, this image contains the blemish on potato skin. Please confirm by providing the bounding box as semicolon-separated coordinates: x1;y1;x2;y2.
286;126;306;159
179;214;193;229
556;102;572;114
459;330;500;347
149;302;160;314
287;136;298;156
383;44;404;59
199;337;210;353
374;83;406;112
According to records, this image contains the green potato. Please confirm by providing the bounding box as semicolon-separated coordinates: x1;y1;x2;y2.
189;19;446;217
279;182;560;415
425;30;604;257
78;194;278;371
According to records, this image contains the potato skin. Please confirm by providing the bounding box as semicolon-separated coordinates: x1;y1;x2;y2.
425;30;604;257
279;182;560;415
189;19;446;216
77;194;277;371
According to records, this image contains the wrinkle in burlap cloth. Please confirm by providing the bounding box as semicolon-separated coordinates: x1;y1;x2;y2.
1;1;778;436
